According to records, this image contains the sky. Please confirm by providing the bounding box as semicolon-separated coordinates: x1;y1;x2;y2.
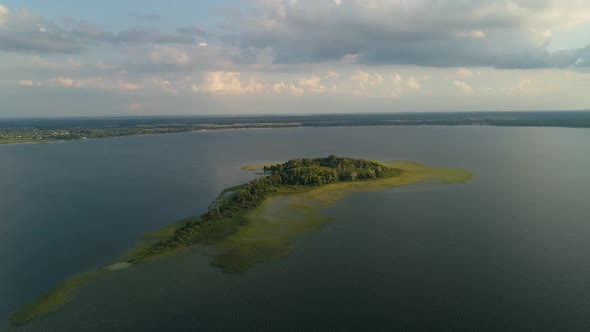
0;0;589;117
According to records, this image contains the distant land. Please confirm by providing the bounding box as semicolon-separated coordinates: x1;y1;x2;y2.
1;111;589;144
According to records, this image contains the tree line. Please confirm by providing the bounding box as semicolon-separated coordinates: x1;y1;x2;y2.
130;155;401;261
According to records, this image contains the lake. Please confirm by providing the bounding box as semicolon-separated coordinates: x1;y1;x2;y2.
2;126;590;331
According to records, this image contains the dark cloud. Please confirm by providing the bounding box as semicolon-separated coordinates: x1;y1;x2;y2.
0;10;195;54
0;12;85;53
224;0;590;69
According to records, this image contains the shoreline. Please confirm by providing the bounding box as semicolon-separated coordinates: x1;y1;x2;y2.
3;121;589;146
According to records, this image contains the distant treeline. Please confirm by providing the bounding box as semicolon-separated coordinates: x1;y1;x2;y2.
129;156;401;262
2;111;590;129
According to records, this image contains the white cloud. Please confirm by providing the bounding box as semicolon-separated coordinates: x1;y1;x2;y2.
325;71;339;79
298;76;328;93
352;71;381;84
273;81;304;95
511;78;540;96
118;82;141;92
351;71;383;95
456;67;473;78
0;4;8;26
52;77;76;88
390;74;421;96
192;71;264;96
18;80;34;87
406;77;420;89
454;81;473;94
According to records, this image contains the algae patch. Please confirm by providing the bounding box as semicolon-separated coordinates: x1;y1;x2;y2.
9;270;105;326
211;161;471;273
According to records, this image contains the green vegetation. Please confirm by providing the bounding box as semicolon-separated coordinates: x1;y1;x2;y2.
0;123;302;145
10;270;105;326
0;138;39;144
10;156;472;325
212;160;472;273
128;155;402;262
240;163;279;171
3;111;590;146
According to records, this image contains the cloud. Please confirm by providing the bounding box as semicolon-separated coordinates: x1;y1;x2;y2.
149;46;191;66
272;80;304;95
298;76;328;93
352;71;382;85
390;73;421;96
351;71;383;94
148;78;178;95
406;77;420;89
18;80;34;87
127;42;241;75
226;0;590;69
457;30;486;40
511;78;540;95
192;71;264;95
28;76;146;93
456;67;473;78
52;77;76;88
0;4;8;25
454;81;473;94
0;6;196;54
325;71;339;79
118;82;141;92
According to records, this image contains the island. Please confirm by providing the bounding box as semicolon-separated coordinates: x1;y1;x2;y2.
10;156;472;326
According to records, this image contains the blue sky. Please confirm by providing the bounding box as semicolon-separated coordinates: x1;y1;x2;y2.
1;0;589;117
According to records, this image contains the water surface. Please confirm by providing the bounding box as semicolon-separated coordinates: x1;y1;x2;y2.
2;126;590;331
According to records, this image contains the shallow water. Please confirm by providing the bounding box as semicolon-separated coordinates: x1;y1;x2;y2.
2;126;590;331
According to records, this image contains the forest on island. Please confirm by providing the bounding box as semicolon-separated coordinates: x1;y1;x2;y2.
130;155;402;262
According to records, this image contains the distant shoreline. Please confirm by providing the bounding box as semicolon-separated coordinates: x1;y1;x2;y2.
2;112;590;145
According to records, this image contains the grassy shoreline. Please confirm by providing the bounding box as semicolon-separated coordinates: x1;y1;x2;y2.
9;159;471;326
211;160;472;273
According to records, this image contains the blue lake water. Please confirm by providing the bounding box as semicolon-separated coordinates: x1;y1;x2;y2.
1;126;590;331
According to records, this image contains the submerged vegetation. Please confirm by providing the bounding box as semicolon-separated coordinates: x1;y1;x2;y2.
129;155;402;262
212;160;472;273
9;270;105;326
11;156;471;326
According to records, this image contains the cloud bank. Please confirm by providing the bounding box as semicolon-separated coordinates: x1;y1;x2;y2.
226;0;590;69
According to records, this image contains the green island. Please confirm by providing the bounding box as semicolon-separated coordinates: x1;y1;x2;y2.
10;156;472;326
